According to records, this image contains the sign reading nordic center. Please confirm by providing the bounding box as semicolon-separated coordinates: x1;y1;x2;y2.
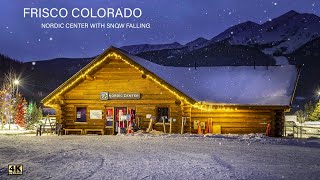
100;92;140;100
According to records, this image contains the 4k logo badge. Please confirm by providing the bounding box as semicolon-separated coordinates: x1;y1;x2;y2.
8;164;23;175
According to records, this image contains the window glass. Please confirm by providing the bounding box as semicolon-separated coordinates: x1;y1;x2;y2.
157;107;169;122
76;107;87;122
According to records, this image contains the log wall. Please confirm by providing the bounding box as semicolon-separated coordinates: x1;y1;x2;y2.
51;56;286;136
59;58;183;134
181;107;284;135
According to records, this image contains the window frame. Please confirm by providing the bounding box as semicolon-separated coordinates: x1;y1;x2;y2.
75;106;88;123
156;106;170;123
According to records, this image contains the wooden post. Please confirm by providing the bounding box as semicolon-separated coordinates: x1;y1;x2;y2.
189;107;192;133
181;117;185;134
162;117;166;133
270;110;284;137
209;118;211;133
169;118;172;134
146;119;153;133
126;119;129;133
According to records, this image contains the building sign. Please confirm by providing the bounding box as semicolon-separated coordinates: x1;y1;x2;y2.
100;92;140;100
90;110;102;119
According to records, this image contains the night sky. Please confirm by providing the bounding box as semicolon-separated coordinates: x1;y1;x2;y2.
0;0;319;62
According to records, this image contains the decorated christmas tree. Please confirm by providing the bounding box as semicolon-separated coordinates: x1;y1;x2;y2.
25;102;42;130
15;97;26;128
0;70;20;129
310;101;320;121
0;85;14;129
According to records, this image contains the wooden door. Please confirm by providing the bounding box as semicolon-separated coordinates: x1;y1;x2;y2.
114;107;127;133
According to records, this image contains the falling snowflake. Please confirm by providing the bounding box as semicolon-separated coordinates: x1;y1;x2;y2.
49;37;53;41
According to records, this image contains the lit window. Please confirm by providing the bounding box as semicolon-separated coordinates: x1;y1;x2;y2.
76;107;87;122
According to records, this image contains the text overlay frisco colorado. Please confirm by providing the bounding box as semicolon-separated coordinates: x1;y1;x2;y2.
24;7;142;18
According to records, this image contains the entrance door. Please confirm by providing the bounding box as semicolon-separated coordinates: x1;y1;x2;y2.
114;107;127;134
105;108;114;135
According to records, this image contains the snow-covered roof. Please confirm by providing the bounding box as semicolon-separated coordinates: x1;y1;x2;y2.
121;50;298;106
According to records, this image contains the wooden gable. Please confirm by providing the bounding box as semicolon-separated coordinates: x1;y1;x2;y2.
63;56;181;105
41;47;195;107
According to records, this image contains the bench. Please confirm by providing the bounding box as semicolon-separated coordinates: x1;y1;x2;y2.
36;124;56;136
36;116;58;136
84;129;104;135
64;129;83;135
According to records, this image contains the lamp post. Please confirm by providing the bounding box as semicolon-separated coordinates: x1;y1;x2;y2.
14;79;19;95
8;79;20;130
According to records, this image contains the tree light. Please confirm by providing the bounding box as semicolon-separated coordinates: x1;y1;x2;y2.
14;79;20;85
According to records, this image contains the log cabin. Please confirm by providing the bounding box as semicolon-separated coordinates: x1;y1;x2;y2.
41;46;300;136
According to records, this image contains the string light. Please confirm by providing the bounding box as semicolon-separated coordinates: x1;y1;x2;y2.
43;50;238;112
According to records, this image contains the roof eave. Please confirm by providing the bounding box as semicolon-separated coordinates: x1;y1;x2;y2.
41;46;118;105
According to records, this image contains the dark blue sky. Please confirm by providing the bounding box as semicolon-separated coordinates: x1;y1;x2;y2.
0;0;319;62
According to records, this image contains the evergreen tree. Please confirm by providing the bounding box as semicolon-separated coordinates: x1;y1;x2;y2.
25;102;42;130
37;106;43;123
0;89;5;129
310;101;320;121
0;86;14;129
295;110;305;123
304;101;315;120
24;102;33;129
15;97;25;127
0;70;20;129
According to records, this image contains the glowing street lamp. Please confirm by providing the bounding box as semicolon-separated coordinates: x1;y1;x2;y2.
14;79;19;85
13;79;20;95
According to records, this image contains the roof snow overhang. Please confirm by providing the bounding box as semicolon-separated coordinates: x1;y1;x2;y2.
42;46;298;111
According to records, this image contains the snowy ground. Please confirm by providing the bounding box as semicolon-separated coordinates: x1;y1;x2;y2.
0;130;35;135
0;134;320;180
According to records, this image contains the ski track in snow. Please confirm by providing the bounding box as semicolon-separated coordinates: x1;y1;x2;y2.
0;134;320;180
